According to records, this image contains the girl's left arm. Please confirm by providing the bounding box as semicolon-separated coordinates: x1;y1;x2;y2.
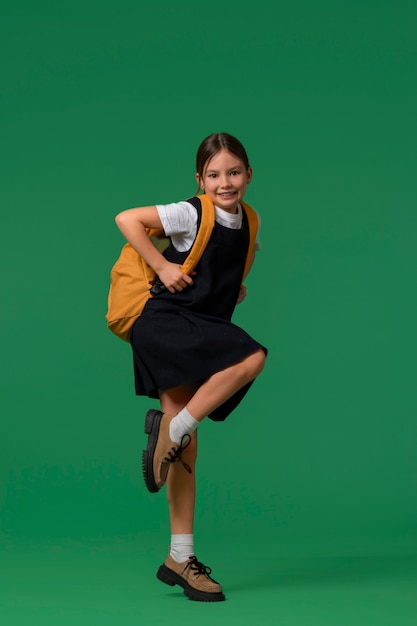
237;249;256;304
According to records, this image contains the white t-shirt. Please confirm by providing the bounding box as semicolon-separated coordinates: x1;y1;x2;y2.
156;201;262;252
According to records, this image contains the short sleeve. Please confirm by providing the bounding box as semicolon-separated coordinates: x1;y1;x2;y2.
155;201;198;251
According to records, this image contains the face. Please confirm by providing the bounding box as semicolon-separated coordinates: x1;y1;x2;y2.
196;150;252;213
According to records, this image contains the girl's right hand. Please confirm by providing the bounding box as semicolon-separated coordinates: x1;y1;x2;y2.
158;261;195;293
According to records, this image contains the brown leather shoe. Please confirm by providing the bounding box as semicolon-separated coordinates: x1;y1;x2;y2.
157;555;225;602
142;409;191;493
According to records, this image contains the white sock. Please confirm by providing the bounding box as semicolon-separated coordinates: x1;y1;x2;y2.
169;407;199;444
170;534;195;563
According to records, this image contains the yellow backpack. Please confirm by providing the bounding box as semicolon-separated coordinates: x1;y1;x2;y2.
106;194;258;342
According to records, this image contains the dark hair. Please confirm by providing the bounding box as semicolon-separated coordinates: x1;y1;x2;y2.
196;133;250;177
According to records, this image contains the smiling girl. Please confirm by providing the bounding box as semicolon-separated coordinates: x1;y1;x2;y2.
115;132;267;602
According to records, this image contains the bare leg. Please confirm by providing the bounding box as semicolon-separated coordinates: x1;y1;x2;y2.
160;384;198;535
158;349;266;532
187;348;266;421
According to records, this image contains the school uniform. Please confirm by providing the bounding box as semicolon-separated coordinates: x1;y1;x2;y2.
130;196;267;422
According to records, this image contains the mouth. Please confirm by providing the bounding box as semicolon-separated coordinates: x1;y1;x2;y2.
217;191;237;198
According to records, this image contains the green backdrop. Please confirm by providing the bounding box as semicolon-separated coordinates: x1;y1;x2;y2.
1;1;416;624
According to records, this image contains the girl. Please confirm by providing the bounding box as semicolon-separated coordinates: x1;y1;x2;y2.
115;133;267;602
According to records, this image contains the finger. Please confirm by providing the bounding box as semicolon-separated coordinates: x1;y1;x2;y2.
183;274;194;285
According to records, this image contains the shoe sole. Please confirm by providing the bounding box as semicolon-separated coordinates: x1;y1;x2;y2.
156;564;226;602
142;409;164;493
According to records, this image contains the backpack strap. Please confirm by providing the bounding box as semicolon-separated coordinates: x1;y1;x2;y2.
172;194;258;280
180;194;215;273
183;195;258;280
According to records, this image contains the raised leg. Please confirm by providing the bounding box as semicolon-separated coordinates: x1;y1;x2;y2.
186;348;266;421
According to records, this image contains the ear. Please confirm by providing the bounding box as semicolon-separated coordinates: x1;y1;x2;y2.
246;166;253;184
195;172;204;190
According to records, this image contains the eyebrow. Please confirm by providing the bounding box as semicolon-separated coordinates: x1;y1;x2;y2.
206;165;242;173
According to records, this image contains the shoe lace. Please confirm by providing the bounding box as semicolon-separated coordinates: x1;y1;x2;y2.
184;556;214;579
163;434;192;474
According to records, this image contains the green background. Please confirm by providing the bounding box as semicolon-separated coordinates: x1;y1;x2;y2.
1;0;416;624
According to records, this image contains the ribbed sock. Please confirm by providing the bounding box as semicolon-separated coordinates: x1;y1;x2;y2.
170;534;195;563
169;407;199;444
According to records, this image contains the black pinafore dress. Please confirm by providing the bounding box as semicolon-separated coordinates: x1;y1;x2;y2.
130;198;267;422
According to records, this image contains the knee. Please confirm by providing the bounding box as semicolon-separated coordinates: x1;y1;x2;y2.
246;349;266;380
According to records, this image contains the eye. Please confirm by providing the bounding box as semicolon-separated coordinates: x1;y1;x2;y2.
208;173;218;178
230;170;240;176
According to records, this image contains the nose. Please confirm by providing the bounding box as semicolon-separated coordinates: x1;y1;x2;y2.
219;174;231;188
